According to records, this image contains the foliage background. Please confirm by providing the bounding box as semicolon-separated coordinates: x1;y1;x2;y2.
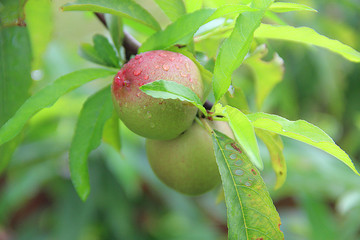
0;0;360;239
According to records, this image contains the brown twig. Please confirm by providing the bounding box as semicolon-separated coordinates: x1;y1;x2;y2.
94;13;140;61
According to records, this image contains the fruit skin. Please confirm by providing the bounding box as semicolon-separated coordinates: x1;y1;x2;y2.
112;50;203;140
146;119;234;195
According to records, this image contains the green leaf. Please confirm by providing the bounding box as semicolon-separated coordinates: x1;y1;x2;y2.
247;112;360;176
79;43;107;65
212;0;274;103
70;86;114;201
183;0;202;13
223;86;250;114
105;13;124;53
269;2;317;13
154;0;186;22
0;68;116;146
255;129;286;189
225;105;263;169
244;45;284;110
93;34;119;67
24;0;53;69
139;9;215;53
0;26;32;172
206;4;258;22
139;80;207;115
102;110;121;151
254;24;360;62
61;0;161;31
212;130;283;239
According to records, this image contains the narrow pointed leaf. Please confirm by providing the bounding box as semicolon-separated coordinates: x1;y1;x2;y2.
225;106;263;169
0;68;117;146
154;0;186;22
139;9;215;53
248;112;360;176
105;14;124;53
255;129;287;189
70;86;114;201
212;130;283;239
140;80;207;115
102;110;121;151
79;43;107;65
269;2;317;13
244;45;284;110
206;4;258;22
254;24;360;62
93;34;119;67
212;0;274;103
61;0;160;31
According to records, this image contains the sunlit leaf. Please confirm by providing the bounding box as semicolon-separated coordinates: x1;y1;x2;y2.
70;86;114;201
247;112;360;176
183;0;202;13
206;4;258;22
212;0;274;103
212;130;283;239
223;86;250;114
0;26;32;173
61;0;161;31
154;0;186;22
139;9;215;53
254;24;360;62
140;80;207;115
225;105;263;169
244;44;284;110
269;2;317;13
0;68;117;146
255;129;286;189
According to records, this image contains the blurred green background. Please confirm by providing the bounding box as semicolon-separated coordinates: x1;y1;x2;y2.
0;0;360;239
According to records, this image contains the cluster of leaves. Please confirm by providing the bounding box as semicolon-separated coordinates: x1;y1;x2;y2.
1;0;360;238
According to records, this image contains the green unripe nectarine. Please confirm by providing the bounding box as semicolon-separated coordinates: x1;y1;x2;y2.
112;50;203;140
146;119;234;195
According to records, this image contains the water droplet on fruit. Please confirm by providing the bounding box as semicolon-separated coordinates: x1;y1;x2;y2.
143;75;149;80
138;58;143;63
229;153;237;159
133;69;142;76
159;52;167;57
235;169;244;176
175;65;180;69
162;64;169;71
185;62;190;72
155;65;160;69
146;111;152;118
135;55;140;60
150;122;155;128
180;73;187;77
136;92;141;97
170;57;175;61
